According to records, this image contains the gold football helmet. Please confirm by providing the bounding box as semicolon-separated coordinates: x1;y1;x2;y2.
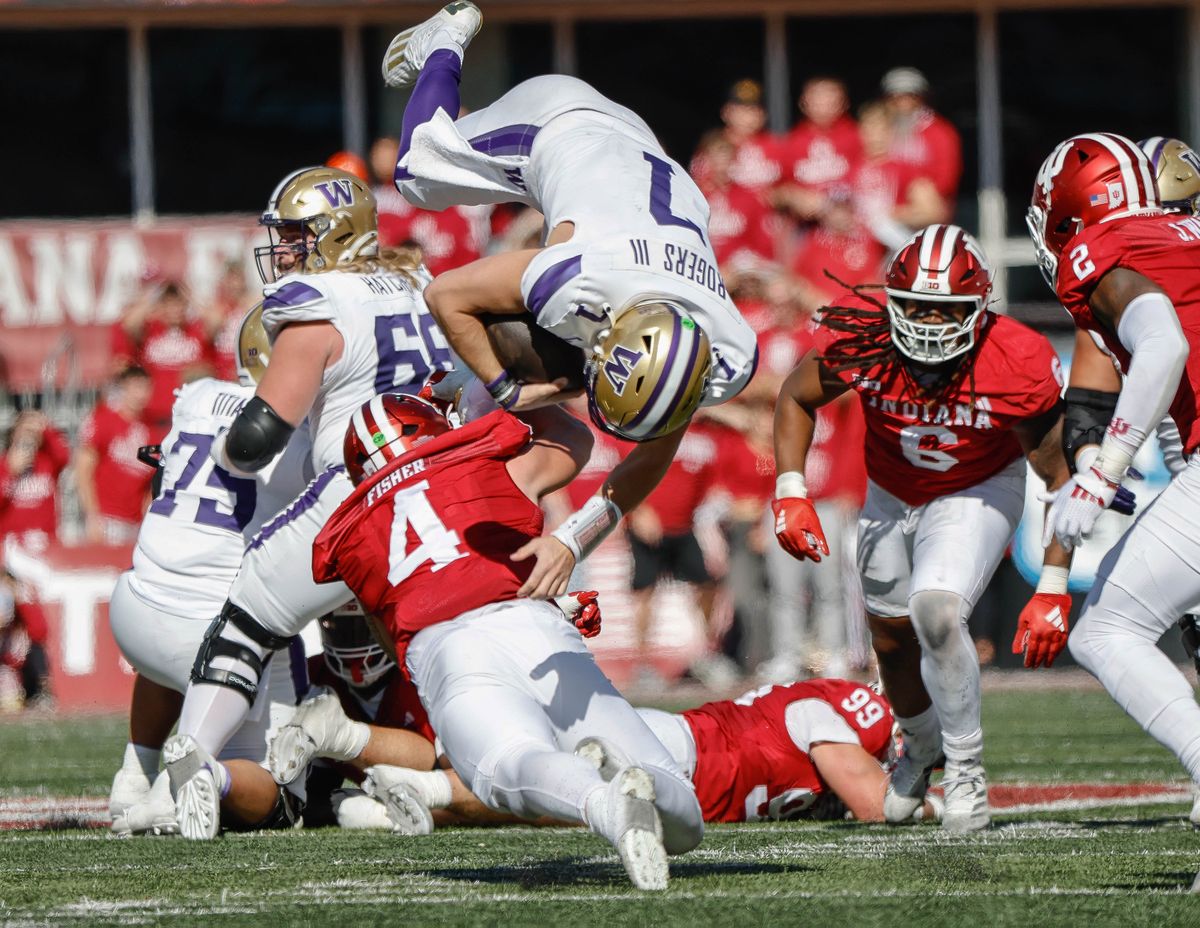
255;166;378;281
1140;137;1200;215
585;302;712;442
236;301;271;386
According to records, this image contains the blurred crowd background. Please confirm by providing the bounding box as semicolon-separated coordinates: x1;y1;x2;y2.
1;0;1195;709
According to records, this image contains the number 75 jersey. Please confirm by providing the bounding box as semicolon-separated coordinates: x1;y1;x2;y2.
683;679;894;823
824;310;1063;506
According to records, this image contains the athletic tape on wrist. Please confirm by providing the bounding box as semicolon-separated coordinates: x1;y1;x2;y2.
1035;565;1070;595
551;496;623;561
775;471;808;499
485;373;521;410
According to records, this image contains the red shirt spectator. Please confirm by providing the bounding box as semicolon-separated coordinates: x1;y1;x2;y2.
0;412;69;548
74;367;155;543
376;194;481;276
637;425;720;536
693;131;782;270
881;67;962;201
704;79;784;194
779;78;862;196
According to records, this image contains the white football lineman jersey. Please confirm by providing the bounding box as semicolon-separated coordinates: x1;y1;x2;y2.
397;75;758;403
260;265;450;471
127;379;313;621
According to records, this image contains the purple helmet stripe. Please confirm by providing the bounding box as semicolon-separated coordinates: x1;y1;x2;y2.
264;281;323;311
469;123;542;158
526;255;583;317
625;312;685;432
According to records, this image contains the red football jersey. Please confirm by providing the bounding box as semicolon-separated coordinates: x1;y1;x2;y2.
684;678;894;823
1055;213;1200;454
312;412;542;657
703;182;780;268
780;116;863;192
889;109;962;201
824;309;1063;506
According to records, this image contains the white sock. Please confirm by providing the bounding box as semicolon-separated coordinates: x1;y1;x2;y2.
583;783;607;834
125;742;160;779
403;769;454;809
177;683;254;757
894;704;941;763
327;720;371;762
942;729;984;766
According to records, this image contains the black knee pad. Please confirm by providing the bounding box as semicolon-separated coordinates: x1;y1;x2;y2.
190;601;295;703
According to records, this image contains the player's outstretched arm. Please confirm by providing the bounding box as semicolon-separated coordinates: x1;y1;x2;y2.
1014;409;1074;668
772;352;847;562
809;742;936;823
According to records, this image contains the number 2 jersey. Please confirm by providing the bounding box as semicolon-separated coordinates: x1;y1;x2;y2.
823;308;1063;506
128;378;313;620
261;265;450;472
683;679;894;823
1054;212;1200;454
311;411;542;658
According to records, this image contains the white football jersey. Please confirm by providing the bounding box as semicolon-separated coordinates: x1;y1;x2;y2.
128;379;313;620
261;266;450;471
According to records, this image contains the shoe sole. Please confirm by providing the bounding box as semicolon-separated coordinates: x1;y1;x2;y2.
575;737;634;783
614;767;668;892
375;785;434;836
267;725;316;786
941;811;991;833
164;736;220;841
382;1;482;87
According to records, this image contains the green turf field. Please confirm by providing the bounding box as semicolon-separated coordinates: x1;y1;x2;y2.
0;686;1197;927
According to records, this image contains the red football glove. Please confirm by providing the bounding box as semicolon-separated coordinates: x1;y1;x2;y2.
554;590;602;639
771;497;830;562
1012;592;1071;668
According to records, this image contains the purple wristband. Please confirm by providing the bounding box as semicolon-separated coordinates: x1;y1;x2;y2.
485;374;521;410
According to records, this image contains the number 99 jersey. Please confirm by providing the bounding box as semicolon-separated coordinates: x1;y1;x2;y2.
682;679;894;823
129;378;313;621
823;308;1063;506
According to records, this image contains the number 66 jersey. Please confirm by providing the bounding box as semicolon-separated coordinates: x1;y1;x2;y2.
824;309;1063;506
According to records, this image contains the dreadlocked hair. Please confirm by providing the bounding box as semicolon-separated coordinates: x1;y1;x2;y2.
815;271;977;404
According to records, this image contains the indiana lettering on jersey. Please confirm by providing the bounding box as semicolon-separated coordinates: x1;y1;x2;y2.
854;381;996;431
365;457;428;507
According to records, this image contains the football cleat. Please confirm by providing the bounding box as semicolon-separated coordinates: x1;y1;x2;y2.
596;766;669;892
575;736;634;783
120;773;180;837
883;749;943;824
940;759;991;833
382;1;483;88
362;769;435;836
164;735;222;841
108;764;152;835
332;788;396;831
267;686;368;785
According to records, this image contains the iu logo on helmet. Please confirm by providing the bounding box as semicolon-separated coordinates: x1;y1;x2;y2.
603;346;645;395
316;180;355;207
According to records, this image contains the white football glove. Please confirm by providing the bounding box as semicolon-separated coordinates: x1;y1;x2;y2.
1040;465;1119;551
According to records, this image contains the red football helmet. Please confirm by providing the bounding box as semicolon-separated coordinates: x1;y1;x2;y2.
343;393;451;485
318;601;394;688
884;224;993;365
1027;132;1161;286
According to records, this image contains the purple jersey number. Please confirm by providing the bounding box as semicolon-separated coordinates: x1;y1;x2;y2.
643;152;706;245
149;431;257;533
374;311;452;395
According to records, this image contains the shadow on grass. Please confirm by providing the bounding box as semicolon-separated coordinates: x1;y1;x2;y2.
430;858;804;889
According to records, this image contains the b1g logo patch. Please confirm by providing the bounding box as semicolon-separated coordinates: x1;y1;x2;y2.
316;180;355;207
603;345;644;395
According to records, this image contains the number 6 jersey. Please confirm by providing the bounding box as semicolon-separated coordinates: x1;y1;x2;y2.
823;306;1063;506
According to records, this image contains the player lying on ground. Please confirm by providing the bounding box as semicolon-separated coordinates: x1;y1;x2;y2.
382;2;758;598
107;306;314;836
162;166;451;840
307;392;703;890
1027;131;1200;826
773;225;1078;833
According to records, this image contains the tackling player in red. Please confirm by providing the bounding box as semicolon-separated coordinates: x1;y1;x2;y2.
1026;132;1200;821
305;393;703;890
773;224;1074;832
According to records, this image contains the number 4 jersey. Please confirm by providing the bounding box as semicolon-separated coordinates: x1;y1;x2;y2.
824;308;1062;506
128;378;313;620
312;411;543;658
683;679;894;823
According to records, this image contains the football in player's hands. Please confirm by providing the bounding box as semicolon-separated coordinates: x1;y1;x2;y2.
483;315;586;390
1012;592;1071;669
771;497;830;562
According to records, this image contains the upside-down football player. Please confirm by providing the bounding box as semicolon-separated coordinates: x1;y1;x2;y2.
1026;132;1200;842
381;2;758;599
305;392;704;890
773;224;1081;832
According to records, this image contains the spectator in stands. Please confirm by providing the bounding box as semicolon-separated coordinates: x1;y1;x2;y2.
709;79;782;193
627;425;730;690
0;408;69;549
880;66;962;203
197;260;254;383
73;366;154;545
0;569;50;708
111;279;211;436
775;76;862;223
692;130;785;273
368;135;482;275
